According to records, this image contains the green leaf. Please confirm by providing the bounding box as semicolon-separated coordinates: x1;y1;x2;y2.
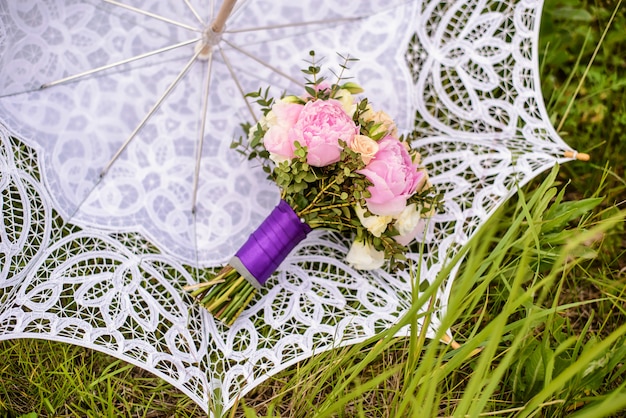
542;196;603;233
245;89;261;98
550;7;594;22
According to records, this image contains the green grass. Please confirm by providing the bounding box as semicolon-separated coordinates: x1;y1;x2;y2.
0;339;202;417
1;0;625;416
237;166;626;418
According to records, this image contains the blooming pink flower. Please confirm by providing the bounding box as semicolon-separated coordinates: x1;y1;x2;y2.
288;99;358;167
263;101;304;160
359;136;425;216
273;100;303;125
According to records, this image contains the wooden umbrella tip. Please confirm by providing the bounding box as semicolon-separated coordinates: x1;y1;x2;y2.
564;150;590;161
440;334;462;349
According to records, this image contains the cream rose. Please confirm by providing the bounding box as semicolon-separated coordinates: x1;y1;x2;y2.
362;105;398;138
335;88;357;117
349;135;379;165
415;168;430;194
345;240;385;270
354;204;391;237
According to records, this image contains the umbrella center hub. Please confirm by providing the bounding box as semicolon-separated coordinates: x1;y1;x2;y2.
195;27;223;60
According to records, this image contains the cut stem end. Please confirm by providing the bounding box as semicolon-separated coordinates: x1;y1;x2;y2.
186;265;257;326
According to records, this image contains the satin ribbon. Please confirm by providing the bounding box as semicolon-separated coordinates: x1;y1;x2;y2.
232;200;311;287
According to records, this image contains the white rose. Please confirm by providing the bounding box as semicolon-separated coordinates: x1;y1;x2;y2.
268;152;291;165
335;88;357;117
394;203;426;246
264;109;277;128
355;205;392;237
345;240;385;270
394;203;421;236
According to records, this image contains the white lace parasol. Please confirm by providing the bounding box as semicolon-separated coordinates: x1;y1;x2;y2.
0;0;584;413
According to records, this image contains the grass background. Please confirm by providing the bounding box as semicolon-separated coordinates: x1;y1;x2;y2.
1;0;625;416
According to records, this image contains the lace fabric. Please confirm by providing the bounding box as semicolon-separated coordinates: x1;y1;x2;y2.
0;0;576;413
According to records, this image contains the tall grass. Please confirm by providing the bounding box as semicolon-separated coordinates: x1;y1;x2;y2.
237;167;626;417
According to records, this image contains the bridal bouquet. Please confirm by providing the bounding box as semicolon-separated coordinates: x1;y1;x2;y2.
186;52;439;325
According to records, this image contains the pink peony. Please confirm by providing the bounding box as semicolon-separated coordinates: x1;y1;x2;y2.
263;100;304;160
288;99;358;167
359;136;426;216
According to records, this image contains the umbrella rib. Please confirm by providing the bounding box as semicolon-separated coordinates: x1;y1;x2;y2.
222;39;304;87
103;0;201;32
183;0;206;26
41;38;200;89
190;51;214;270
191;52;214;214
100;48;203;178
226;16;363;33
217;46;258;123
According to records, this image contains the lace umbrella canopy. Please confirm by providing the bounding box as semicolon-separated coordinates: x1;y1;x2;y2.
0;0;586;413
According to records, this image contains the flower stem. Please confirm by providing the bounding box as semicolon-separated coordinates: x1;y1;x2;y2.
297;177;339;217
301;201;353;215
184;267;257;326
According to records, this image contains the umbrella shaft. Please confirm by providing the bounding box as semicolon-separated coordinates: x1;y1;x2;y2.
211;0;237;33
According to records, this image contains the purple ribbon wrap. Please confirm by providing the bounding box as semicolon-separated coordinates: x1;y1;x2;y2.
231;200;311;287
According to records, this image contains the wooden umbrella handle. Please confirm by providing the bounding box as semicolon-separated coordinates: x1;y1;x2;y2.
564;151;590;161
211;0;237;33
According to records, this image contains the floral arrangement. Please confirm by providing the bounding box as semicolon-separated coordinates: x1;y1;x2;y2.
186;52;439;325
